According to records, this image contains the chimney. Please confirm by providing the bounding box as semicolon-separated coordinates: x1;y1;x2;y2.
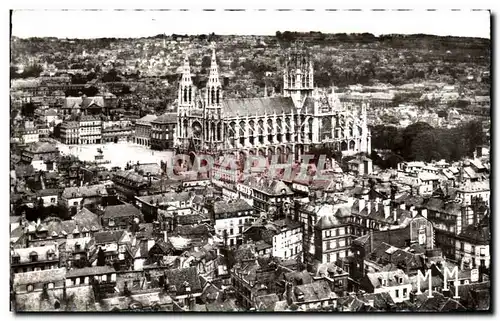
393;208;398;223
358;199;365;213
390;184;397;201
375;201;379;213
36;217;41;227
384;205;390;219
369;229;374;253
163;230;168;242
286;282;293;305
409;291;416;304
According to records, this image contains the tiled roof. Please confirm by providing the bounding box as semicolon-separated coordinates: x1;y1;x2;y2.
13;268;66;286
222;97;295;118
64;96;105;109
35;188;60;197
151;113;177;124
66;266;116;278
73;208;101;231
136;114;158;125
213;199;253;214
255;293;280;311
62;184;108;199
136;192;192;205
294;280;336;302
366;269;410;289
94;230;127;244
165;267;202;295
241;176;293;195
113;171;149;185
11;243;59;264
25;141;59;154
103;203;141;219
458;221;490;244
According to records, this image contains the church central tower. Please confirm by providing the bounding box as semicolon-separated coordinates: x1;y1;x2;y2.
283;46;314;110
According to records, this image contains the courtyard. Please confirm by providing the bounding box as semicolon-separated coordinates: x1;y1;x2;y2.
56;141;174;170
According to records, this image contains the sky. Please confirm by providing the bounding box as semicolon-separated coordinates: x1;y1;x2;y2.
11;9;491;39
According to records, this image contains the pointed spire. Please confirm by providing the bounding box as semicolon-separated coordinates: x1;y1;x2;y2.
181;52;192;85
208;45;220;85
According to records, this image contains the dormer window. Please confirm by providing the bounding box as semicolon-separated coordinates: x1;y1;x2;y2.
30;252;38;262
381;279;387;286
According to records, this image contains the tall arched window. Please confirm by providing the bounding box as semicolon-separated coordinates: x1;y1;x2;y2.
216;89;220;104
188;87;192;103
211;87;215;104
183;87;187;103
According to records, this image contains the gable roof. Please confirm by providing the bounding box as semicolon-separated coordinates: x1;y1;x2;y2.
94;230;127;244
151;113;177;124
62;184;108;199
213;199;253;214
103;203;141;219
222;97;296;118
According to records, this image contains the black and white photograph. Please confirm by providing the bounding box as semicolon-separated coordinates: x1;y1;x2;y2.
8;7;492;313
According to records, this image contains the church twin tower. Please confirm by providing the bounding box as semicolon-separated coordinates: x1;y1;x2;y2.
176;45;371;158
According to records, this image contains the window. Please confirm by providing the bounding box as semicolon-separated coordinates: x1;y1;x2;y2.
30;253;38;262
395;289;399;298
471;246;475;255
12;256;20;264
50;197;56;203
26;284;34;292
403;288;408;297
480;248;486;256
460;242;464;251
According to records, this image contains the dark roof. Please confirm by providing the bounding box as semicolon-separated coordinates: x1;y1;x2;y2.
66;266;116;278
213;199;253;215
73;207;101;230
25;141;59;154
255;293;280;311
136;192;191;205
35;188;60;197
415;291;466;312
222;97;295;118
62;184;108;199
165;267;202;295
457;217;490;244
94;230;126;244
103;203;141;219
113;171;149;186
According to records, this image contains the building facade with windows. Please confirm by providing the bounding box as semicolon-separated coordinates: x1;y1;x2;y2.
176;45;371;160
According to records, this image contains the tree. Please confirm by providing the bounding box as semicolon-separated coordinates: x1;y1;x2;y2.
201;55;212;69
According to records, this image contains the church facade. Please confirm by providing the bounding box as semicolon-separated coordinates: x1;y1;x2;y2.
175;46;371;161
